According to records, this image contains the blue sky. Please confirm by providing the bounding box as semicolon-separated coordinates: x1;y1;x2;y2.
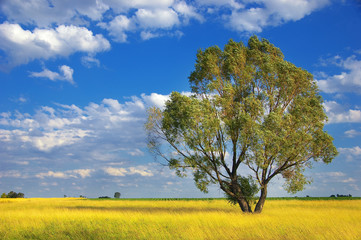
0;0;360;198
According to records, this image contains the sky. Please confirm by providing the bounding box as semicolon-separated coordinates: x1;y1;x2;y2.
0;0;360;198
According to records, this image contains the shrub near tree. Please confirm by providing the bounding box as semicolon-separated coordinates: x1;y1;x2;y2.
146;36;338;213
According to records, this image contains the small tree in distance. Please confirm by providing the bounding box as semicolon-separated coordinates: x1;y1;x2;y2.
146;36;338;214
114;192;121;198
5;191;24;198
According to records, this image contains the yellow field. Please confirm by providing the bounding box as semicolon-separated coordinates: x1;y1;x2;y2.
0;198;360;240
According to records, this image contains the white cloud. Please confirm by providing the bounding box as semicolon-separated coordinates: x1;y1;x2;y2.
225;0;329;32
173;1;204;23
339;146;361;156
322;172;346;177
0;170;22;178
14;161;29;165
18;97;27;103
0;0;109;27
317;55;361;94
323;101;361;124
345;129;361;138
36;171;67;179
128;149;145;156
135;8;180;29
228;7;267;32
103;165;154;177
196;0;244;9
30;65;75;84
103;167;128;176
103;0;175;12
98;15;134;42
0;93;170;154
264;0;329;22
81;55;100;68
71;169;94;178
140;31;161;40
128;166;154;176
141;92;170;109
341;177;356;183
36;169;94;179
0;23;110;68
338;146;361;162
0;0;331;63
314;171;359;186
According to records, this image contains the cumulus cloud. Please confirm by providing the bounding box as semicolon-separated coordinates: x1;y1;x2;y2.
227;0;329;32
173;1;204;23
323;101;361;124
317;55;361;94
0;0;331;63
0;93;172;154
136;8;180;29
97;15;134;43
0;0;109;27
30;65;75;84
0;23;110;69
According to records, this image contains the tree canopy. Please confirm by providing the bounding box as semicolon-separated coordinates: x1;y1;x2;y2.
146;36;337;213
1;191;25;198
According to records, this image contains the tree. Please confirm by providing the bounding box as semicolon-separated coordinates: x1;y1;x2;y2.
7;191;18;198
1;193;7;198
146;36;338;213
6;191;24;198
17;192;24;198
114;192;121;198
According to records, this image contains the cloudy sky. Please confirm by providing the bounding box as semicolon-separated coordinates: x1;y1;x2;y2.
0;0;360;198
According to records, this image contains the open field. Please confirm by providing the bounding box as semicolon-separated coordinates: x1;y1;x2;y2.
1;198;360;240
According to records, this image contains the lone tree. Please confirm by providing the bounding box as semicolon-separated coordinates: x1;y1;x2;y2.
146;36;337;213
114;192;121;198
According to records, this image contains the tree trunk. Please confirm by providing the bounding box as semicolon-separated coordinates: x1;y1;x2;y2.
254;184;267;213
231;180;252;213
236;197;252;213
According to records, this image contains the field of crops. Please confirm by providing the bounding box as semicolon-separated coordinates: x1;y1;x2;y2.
1;198;360;239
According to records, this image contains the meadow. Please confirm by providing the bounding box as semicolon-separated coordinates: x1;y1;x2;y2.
0;198;360;240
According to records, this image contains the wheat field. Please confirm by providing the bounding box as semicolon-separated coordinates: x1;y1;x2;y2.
0;198;360;239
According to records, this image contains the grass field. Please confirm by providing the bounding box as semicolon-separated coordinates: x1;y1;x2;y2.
0;198;360;239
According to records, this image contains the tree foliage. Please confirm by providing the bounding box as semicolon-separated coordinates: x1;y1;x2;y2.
3;191;25;198
146;36;338;213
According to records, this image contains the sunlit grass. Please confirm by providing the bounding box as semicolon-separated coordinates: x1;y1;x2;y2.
0;198;360;239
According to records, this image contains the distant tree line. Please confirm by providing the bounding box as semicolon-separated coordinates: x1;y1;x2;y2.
330;194;352;198
98;196;111;199
98;192;121;199
1;191;25;198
